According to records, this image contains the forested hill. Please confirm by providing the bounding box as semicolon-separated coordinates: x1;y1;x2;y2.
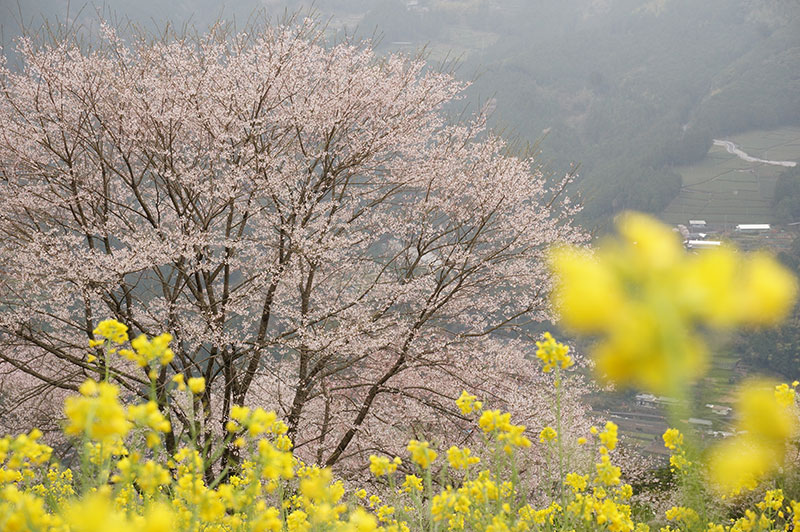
454;0;800;228
312;0;800;230
4;0;798;230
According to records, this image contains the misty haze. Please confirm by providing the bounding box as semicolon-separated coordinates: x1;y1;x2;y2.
0;1;799;530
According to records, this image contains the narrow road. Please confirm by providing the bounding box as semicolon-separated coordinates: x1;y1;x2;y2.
713;139;797;167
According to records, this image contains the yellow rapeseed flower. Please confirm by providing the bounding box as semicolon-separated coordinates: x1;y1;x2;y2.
187;377;206;395
497;424;531;454
758;489;784;512
599;421;618;451
299;468;340;503
565;473;588;493
92;319;129;345
535;332;573;372
595;454;621;486
478;410;511;433
171;373;186;391
774;382;798;408
64;380;131;443
539;427;557;444
662;428;683;451
401;474;423;493
665;506;699;525
129;333;174;367
407;440;437;469
369;455;399;477
127;401;171;434
455;391;483;415
446;446;479;470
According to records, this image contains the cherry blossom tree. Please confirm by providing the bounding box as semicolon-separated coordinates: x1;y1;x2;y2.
0;18;586;473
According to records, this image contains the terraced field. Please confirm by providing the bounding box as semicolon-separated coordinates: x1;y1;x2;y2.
662;126;800;225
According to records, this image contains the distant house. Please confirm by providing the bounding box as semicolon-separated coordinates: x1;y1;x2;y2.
735;224;770;232
688;418;713;428
711;431;734;438
705;404;732;416
689;220;707;228
635;394;681;407
686;240;721;249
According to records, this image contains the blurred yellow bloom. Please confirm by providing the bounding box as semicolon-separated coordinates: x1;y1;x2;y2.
64;380;131;443
708;379;798;495
127;401;171;434
257;440;294;480
549;212;797;395
64;490;133;532
342;507;379;532
299;468;339;503
141;503;175;532
230;405;250;422
548;245;624;332
708;439;772;496
738;253;798;325
736;380;798;445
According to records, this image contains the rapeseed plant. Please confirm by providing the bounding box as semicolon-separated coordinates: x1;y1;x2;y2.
2;212;800;531
551;212;800;525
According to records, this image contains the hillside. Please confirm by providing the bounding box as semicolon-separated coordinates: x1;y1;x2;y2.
4;0;798;231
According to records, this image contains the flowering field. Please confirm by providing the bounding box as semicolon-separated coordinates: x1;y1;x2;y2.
1;213;799;532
